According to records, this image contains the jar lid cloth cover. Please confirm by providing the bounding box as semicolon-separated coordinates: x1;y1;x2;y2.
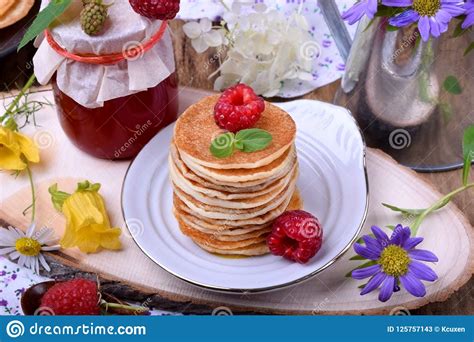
32;0;176;108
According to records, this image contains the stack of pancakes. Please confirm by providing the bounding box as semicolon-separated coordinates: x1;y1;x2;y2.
170;95;301;256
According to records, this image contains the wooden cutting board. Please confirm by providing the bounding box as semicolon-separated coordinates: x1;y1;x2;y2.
0;88;472;314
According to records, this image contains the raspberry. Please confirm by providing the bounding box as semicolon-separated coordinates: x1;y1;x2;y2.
40;279;100;315
214;84;265;132
129;0;180;20
80;0;109;36
267;210;323;264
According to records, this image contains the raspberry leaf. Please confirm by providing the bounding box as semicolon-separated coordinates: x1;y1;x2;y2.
235;129;272;153
210;132;235;158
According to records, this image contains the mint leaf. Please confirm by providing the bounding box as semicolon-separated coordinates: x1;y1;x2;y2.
443;75;463;95
462;125;474;185
210;132;235;158
210;129;272;158
18;0;72;51
235;129;272;153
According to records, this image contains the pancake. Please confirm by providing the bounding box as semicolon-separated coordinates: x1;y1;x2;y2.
174;188;302;227
177;217;268;248
174;206;271;232
181;218;272;241
0;0;14;17
170;143;291;191
194;241;270;256
172;173;297;220
170;150;298;200
169;93;301;257
171;159;298;209
181;144;296;183
174;95;296;170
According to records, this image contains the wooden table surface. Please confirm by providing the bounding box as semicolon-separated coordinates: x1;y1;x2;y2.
0;20;472;315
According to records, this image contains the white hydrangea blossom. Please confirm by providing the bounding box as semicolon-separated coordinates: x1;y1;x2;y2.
182;3;318;97
182;18;227;53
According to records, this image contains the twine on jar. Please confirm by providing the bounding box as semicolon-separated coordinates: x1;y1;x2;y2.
44;20;168;65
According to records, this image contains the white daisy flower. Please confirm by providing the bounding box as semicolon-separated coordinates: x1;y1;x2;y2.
0;223;60;274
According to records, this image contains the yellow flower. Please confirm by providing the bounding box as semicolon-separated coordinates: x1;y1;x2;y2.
50;181;122;253
0;126;39;171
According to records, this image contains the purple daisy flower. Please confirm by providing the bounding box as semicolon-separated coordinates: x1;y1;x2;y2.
462;0;474;28
342;0;379;25
352;224;438;302
388;0;465;41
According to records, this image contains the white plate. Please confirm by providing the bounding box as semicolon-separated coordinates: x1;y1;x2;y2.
122;99;368;293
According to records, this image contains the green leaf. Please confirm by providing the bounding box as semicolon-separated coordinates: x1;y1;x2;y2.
414;34;421;50
382;203;425;216
210;132;235;158
386;25;399;32
235;128;272;153
77;180;101;192
443;75;463;95
48;184;71;212
363;19;375;32
464;42;474;56
18;0;72;51
374;5;405;17
452;18;467;38
462;125;474;185
383;199;451;219
349;255;366;261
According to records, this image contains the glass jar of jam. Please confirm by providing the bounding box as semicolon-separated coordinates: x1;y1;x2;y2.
33;1;178;159
53;73;178;159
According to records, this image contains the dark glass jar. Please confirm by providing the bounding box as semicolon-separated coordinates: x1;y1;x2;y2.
53;73;178;160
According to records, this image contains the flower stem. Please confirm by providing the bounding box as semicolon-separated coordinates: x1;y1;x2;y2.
6;74;36;114
411;182;474;235
218;0;231;12
25;164;36;223
100;300;149;314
